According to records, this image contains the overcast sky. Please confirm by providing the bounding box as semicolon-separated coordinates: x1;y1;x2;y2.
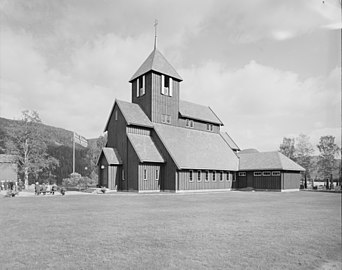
0;0;341;152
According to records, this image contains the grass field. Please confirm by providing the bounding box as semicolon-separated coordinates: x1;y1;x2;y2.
0;191;341;270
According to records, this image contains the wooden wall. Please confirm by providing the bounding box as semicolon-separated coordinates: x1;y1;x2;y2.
138;164;161;191
127;139;139;191
282;171;300;189
236;170;301;190
151;130;177;191
178;170;232;191
106;104;128;191
131;71;180;126
178;118;220;133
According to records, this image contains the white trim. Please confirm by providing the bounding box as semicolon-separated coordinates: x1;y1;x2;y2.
169;77;173;96
143;169;147;180
138;189;161;193
262;171;271;176
197;171;201;182
189;170;193;182
205;171;209;182
212;171;216;182
254;172;262;176
272;171;281;176
136;79;139;97
176;188;232;193
161;75;165;94
238;172;246;176
281;189;299;192
155;169;159;181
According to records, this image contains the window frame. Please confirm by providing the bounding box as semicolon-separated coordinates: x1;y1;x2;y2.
197;171;201;182
220;171;223;182
262;171;271;176
212;171;216;182
238;172;246;177
155;170;159;181
122;169;125;181
143;169;147;180
254;172;262;176
189;170;193;182
205;171;209;182
272;171;281;176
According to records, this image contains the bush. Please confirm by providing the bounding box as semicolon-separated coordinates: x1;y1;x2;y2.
62;173;97;191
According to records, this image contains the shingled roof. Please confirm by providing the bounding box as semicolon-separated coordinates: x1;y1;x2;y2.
179;100;223;125
104;99;153;131
238;151;305;171
154;123;238;170
220;132;240;151
128;134;164;163
98;147;122;165
129;48;182;82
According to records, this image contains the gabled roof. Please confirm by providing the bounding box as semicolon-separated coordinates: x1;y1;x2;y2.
220;132;240;151
154;123;239;171
127;134;164;163
129;48;182;82
179;100;223;125
104;99;153;131
98;147;122;165
0;154;17;163
238;151;305;171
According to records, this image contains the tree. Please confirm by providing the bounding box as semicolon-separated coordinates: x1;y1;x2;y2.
279;137;296;161
5;110;59;188
317;136;340;186
295;134;314;188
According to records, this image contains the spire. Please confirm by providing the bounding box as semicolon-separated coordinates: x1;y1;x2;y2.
154;19;158;49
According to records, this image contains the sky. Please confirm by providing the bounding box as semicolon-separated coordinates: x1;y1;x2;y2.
0;0;341;152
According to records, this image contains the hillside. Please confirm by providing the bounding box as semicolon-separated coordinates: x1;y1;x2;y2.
0;117;104;184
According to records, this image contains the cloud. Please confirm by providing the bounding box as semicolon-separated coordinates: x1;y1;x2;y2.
179;61;341;151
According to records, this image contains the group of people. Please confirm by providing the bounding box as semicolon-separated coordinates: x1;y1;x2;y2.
35;183;59;195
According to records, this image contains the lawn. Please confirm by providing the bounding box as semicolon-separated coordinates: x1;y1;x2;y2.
0;191;341;270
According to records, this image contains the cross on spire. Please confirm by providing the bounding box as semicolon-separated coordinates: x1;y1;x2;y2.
154;19;158;49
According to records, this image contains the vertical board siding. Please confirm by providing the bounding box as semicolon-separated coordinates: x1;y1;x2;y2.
131;73;152;119
108;165;119;190
126;126;151;135
138;164;161;191
151;130;177;191
127;140;139;191
151;72;180;125
178;170;232;191
283;171;301;189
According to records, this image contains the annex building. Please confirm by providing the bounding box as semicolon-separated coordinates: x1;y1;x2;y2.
98;46;304;192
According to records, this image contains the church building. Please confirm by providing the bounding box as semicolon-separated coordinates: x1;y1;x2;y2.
97;45;304;192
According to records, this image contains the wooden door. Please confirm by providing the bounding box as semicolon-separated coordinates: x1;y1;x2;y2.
247;173;253;187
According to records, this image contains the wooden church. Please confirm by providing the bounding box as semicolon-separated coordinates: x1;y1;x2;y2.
97;44;304;192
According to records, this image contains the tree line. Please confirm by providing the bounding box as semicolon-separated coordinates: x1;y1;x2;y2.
0;110;106;188
279;134;341;187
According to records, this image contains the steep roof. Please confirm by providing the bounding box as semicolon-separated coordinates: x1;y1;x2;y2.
154;123;239;170
239;149;259;154
220;132;240;151
179;100;223;125
127;134;164;163
129;48;182;82
238;151;305;171
98;147;122;165
104;99;153;131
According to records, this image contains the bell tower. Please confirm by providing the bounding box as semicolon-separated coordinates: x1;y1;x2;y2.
129;29;182;126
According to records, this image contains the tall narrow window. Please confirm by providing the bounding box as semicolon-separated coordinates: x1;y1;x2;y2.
139;76;145;96
205;171;209;182
161;75;172;96
207;124;213;131
197;171;201;182
155;170;159;181
213;171;216;181
189;171;193;182
122;169;125;180
220;172;223;181
144;169;147;180
115;109;118;120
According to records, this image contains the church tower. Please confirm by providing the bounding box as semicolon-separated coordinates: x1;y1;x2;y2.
129;47;182;126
